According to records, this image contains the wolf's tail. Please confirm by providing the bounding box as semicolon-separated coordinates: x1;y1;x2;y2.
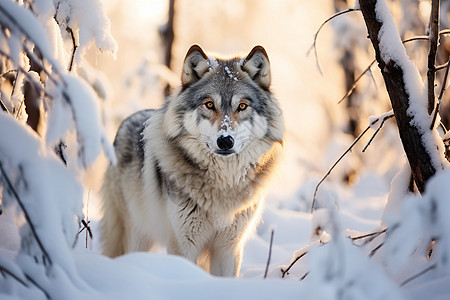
100;166;127;257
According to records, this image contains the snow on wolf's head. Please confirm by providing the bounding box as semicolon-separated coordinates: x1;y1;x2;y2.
163;44;284;157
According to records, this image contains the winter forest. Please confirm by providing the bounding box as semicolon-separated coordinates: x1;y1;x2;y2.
1;0;450;298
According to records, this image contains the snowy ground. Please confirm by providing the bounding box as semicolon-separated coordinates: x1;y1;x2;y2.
3;0;450;299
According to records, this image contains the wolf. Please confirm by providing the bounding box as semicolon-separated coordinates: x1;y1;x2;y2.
100;44;284;277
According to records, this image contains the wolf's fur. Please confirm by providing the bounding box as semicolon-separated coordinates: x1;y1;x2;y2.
101;45;284;277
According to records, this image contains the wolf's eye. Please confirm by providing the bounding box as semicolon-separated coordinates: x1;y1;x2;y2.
238;103;248;112
205;101;215;110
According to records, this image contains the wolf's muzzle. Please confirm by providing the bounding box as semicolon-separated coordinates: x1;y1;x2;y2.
217;135;234;151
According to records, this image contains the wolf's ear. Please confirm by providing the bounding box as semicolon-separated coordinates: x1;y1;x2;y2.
242;46;271;90
181;44;210;88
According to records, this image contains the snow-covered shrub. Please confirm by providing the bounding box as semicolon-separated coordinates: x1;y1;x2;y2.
0;0;116;297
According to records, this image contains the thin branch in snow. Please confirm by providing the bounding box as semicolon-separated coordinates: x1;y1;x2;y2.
0;265;28;287
67;27;78;72
307;8;361;75
349;227;387;244
430;57;450;130
299;271;309;281
0;69;17;79
427;0;440;115
399;264;437;287
426;239;436;261
264;229;274;279
368;242;384;258
0;162;52;266
54;140;67;165
281;251;309;278
312;125;371;212
362;113;394;152
0;99;9;113
24;273;50;299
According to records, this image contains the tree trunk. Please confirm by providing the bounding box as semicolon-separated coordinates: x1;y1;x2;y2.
162;0;175;97
359;0;440;193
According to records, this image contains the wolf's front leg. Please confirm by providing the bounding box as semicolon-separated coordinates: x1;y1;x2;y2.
167;209;213;264
209;242;243;277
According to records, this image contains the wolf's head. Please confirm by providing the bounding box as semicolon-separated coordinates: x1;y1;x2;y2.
163;45;284;158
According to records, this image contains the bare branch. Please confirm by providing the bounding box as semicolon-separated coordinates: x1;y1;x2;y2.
67;27;78;72
307;8;361;75
0;265;28;287
338;33;444;105
24;273;50;299
368;242;384;258
430;57;450;130
0;69;17;78
281;251;308;279
427;0;440;115
337;59;376;104
312;125;371;212
349;227;387;241
362;112;394;152
263;229;274;279
399;264;437;286
0;99;9;113
0;162;52;266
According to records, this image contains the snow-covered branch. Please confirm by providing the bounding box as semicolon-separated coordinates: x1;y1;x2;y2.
359;0;448;193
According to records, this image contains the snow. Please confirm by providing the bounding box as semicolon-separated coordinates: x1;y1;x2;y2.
1;0;450;299
55;0;118;65
0;1;56;69
218;115;234;137
375;0;449;171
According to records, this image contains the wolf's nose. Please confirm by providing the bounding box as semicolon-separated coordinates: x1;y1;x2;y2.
217;135;234;150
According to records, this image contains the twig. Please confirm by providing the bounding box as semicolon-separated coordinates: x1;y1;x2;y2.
0;265;28;287
399;264;437;287
300;271;309;281
85;189;91;248
67;27;77;72
435;61;449;72
349;227;387;241
281;251;308;278
24;273;50;299
311;125;371;212
307;8;361;75
0;69;17;78
338;31;448;105
427;0;440;115
430;56;450;130
362;113;394;152
0;99;9;113
0;162;52;266
337;59;376;104
368;242;384;258
264;230;274;279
